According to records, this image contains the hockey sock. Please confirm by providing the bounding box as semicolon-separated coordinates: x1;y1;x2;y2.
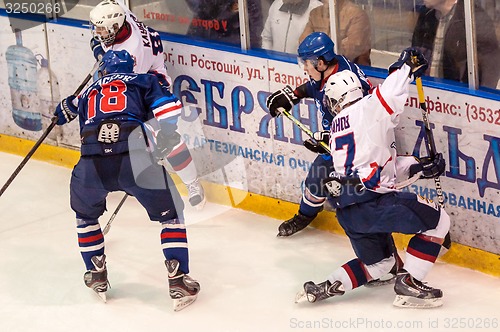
161;220;190;274
299;189;325;217
166;141;198;185
328;258;369;291
405;234;442;281
76;218;105;271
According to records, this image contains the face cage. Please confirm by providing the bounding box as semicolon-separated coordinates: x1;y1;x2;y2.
91;23;119;46
323;93;341;116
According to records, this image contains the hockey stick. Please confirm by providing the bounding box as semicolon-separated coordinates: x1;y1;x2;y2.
281;109;330;153
0;61;100;198
102;193;128;235
280;108;420;190
414;76;452;250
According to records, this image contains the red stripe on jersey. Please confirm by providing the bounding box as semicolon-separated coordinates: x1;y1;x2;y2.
78;233;103;243
343;264;358;288
155;103;182;118
407;246;437;263
161;232;187;239
375;87;394;115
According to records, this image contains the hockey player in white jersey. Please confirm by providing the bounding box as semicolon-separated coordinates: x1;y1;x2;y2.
89;0;205;208
295;48;450;308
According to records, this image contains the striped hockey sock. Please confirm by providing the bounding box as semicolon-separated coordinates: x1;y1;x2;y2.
161;220;190;274
405;234;442;281
77;219;105;271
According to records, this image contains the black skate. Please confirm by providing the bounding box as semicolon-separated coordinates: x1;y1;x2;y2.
84;254;109;302
295;280;345;303
393;269;443;308
165;259;200;311
365;252;403;288
277;213;315;237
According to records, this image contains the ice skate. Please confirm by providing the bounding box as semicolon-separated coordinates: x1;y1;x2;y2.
393;269;443;308
83;254;109;303
365;253;403;288
277;213;314;237
295;280;345;303
165;259;200;311
187;179;206;210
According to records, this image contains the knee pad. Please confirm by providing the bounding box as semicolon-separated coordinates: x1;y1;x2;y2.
422;209;450;239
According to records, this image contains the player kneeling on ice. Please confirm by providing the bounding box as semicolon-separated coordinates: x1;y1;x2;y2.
295;48;450;308
54;49;200;311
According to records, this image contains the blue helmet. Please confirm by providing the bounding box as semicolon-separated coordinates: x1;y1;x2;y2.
98;49;134;76
297;32;336;64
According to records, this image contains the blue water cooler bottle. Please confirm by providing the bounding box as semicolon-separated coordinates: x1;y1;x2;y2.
6;28;41;131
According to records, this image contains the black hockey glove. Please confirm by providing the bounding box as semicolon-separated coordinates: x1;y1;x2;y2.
154;131;181;162
409;153;445;179
54;95;78;125
389;47;428;78
303;131;330;154
321;172;364;197
90;37;104;61
266;85;300;117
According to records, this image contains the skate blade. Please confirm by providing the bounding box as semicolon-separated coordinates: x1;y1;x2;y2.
295;290;315;304
173;294;197;311
92;290;107;303
364;275;396;288
393;295;443;308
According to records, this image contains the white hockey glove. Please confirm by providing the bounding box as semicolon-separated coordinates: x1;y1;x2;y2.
303;131;330;154
266;85;300;117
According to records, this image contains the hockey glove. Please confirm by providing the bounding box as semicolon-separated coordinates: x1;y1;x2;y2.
322;172;364;197
154;130;181;162
266;85;300;117
389;47;428;79
303;131;330;154
54;95;78;125
409;153;445;179
90;37;105;61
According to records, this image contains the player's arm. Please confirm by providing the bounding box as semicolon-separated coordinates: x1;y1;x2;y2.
365;48;428;124
144;75;182;159
265;82;312;117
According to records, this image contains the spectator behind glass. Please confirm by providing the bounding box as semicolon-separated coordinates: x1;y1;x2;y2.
261;0;323;53
299;0;371;66
412;0;500;88
185;0;263;48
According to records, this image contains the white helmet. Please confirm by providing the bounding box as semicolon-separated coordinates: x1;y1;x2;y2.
90;0;125;46
323;70;363;115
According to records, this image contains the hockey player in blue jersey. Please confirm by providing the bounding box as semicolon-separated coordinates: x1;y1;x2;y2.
295;48;449;308
266;32;372;238
54;50;200;311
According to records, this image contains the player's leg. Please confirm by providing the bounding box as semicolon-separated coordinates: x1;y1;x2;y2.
124;159;200;310
70;157;110;301
278;155;332;237
296;232;395;303
164;138;206;209
391;194;450;308
341;191;450;308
